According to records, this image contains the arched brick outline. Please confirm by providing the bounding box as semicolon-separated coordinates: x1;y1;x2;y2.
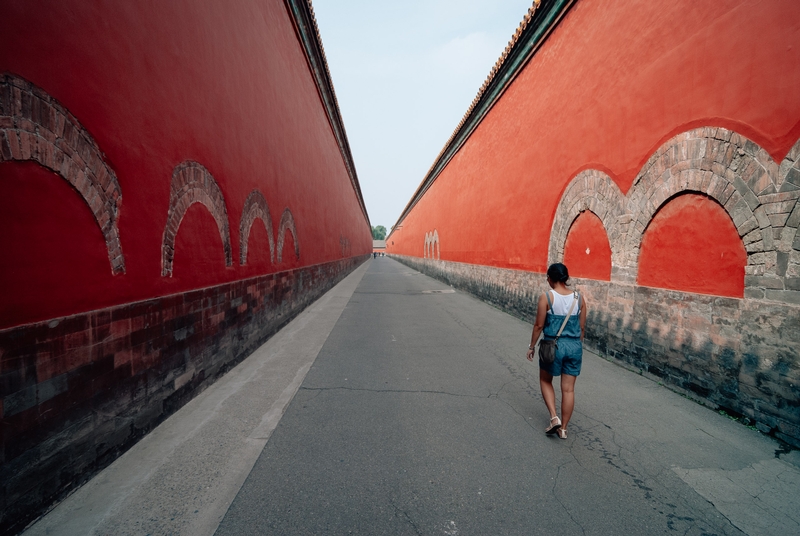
626;128;800;290
549;169;626;277
549;127;800;302
0;73;125;274
276;208;300;263
777;138;800;280
423;230;440;259
161;161;232;276
239;190;275;265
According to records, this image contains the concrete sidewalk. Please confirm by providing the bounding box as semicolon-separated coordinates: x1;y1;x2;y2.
23;261;372;536
26;258;800;535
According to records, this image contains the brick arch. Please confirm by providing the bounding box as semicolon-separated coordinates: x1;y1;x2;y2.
548;169;626;278
0;73;125;274
778;138;800;281
776;140;800;280
161;161;232;277
276;208;299;263
625;127;781;286
549;128;800;298
239;190;274;265
423;230;440;259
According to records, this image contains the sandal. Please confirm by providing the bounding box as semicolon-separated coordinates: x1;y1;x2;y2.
545;416;561;435
558;428;567;440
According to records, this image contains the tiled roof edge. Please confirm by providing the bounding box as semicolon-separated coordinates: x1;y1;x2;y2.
389;0;576;236
285;0;371;227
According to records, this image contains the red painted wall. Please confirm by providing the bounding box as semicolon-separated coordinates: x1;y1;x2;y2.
638;194;746;297
388;0;800;294
563;211;612;281
0;0;371;328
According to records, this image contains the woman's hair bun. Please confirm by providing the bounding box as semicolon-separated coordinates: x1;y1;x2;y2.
547;263;570;284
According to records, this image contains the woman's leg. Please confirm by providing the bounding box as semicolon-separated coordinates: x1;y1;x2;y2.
560;374;577;429
539;369;558;418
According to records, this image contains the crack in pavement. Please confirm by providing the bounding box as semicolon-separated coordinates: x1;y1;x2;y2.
575;424;748;534
437;308;745;535
497;395;538;433
552;462;588;536
487;379;513;399
389;499;423;535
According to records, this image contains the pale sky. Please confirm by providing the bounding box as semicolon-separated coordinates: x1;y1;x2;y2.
312;0;536;230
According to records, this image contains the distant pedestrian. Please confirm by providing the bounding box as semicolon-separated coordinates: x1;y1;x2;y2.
526;263;586;440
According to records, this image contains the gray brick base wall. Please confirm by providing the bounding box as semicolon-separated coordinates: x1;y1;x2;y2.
392;255;800;449
0;255;368;535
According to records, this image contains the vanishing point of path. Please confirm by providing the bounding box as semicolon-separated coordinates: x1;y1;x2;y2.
27;258;800;536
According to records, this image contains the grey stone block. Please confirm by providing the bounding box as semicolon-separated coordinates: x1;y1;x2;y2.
785;167;800;187
745;240;764;253
785;278;800;291
786;202;800;228
742;228;761;245
775;431;800;449
777;252;789;277
38;374;69;403
737;217;758;236
744;189;761;210
765;289;800;305
762;227;775;250
779;182;800;193
748;251;778;269
745;264;765;276
756;422;772;434
4;384;37;417
768;213;790;227
754;205;771;229
762;199;797;214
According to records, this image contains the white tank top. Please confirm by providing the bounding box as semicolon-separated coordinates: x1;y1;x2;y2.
549;290;579;316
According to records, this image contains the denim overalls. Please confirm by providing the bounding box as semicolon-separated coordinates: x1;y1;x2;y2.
539;291;583;376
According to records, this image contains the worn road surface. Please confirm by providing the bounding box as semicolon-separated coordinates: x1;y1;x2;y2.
27;258;800;536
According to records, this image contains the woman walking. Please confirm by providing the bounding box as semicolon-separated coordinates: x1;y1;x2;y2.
525;263;586;439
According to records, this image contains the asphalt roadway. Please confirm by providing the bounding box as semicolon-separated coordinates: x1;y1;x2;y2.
26;258;800;535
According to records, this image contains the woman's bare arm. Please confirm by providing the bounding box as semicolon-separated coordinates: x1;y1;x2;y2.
579;294;587;341
526;293;549;361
